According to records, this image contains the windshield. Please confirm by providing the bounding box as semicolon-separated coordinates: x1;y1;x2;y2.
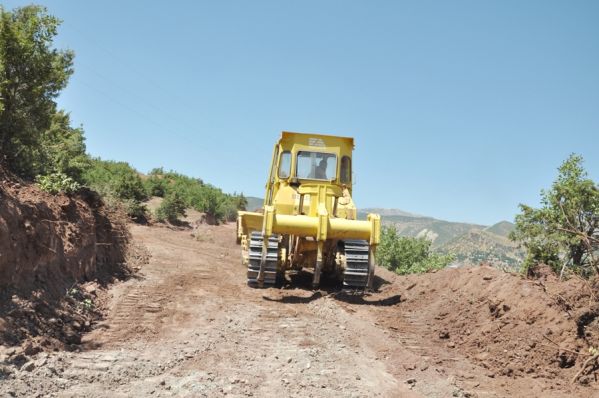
296;151;337;180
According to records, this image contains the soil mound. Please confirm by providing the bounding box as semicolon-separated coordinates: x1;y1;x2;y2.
0;170;134;353
383;265;599;387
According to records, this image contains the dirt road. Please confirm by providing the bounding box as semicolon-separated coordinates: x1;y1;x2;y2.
1;222;597;397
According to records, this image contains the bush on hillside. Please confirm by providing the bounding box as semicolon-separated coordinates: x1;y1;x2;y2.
83;159;147;201
155;191;186;223
36;172;81;195
143;167;168;197
82;158;148;218
38;111;91;181
377;226;454;275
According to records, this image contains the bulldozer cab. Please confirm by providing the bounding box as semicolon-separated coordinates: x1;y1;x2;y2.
264;132;354;214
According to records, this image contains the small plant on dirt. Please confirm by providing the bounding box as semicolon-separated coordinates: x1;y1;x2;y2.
36;172;81;194
82;298;94;310
67;287;94;311
377;226;454;275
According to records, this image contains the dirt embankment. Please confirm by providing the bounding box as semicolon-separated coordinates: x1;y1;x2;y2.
0;170;135;354
374;265;599;392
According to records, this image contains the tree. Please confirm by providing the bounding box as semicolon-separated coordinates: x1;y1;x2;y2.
510;154;599;276
197;186;226;223
0;5;74;177
82;159;149;218
156;191;186;223
39;111;89;181
144;167;168;197
377;226;454;275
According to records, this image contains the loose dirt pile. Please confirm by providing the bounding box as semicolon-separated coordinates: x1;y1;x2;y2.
374;264;599;393
0;170;140;357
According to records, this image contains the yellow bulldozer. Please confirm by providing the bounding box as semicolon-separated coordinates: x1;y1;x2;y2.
236;132;380;290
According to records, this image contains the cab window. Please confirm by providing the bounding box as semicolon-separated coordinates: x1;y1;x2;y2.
278;151;291;178
340;156;351;184
296;151;337;180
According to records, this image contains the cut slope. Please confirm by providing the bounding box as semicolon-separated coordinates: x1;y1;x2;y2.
0;179;128;293
0;171;134;350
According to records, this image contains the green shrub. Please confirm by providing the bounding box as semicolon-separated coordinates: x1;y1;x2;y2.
36;172;81;194
83;158;147;201
195;186;225;222
377;226;454;275
221;198;239;222
155;191;186;223
143;167;168;197
511;154;599;276
120;198;148;221
144;176;167;197
82;158;148;218
38;111;90;182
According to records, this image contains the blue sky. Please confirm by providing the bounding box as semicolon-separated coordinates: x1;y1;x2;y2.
5;1;598;225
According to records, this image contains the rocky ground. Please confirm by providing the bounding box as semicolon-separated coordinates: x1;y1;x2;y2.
2;218;599;397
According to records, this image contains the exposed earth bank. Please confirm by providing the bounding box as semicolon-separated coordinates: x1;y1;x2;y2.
0;171;133;353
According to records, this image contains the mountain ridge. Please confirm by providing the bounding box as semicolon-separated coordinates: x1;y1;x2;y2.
359;211;520;268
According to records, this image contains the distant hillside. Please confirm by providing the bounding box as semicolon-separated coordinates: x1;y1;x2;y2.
361;208;422;217
484;221;515;238
436;229;525;269
358;211;486;248
359;209;521;269
246;196;264;212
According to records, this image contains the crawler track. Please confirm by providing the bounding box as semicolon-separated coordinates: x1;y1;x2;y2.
247;231;280;287
342;239;370;289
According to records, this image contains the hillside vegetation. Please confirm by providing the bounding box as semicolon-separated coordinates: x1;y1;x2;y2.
0;5;246;225
144;168;247;224
436;229;524;268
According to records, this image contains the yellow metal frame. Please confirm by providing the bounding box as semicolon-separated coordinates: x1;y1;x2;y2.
237;131;380;246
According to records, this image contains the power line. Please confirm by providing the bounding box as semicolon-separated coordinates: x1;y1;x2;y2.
61;21;203;117
75;78;198;150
